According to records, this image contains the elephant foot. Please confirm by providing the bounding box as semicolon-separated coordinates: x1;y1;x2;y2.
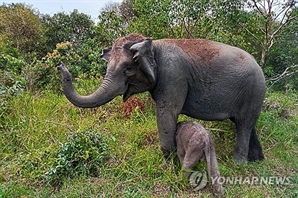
161;147;179;163
233;149;264;164
248;128;264;162
248;147;264;162
161;147;171;160
232;152;248;165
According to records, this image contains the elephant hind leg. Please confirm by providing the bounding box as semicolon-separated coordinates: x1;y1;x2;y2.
232;120;252;164
181;149;203;178
233;133;250;163
232;112;264;164
248;127;264;161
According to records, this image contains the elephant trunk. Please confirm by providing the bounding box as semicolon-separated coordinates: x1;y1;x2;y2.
57;63;120;108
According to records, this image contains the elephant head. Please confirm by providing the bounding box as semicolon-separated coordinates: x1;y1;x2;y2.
58;34;157;108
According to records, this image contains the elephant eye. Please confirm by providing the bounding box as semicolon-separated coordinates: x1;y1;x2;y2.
126;65;133;70
124;65;136;76
124;66;132;73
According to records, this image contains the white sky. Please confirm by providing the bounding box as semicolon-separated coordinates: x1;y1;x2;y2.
1;0;123;22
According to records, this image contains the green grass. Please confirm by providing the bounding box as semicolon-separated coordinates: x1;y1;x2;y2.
0;80;297;197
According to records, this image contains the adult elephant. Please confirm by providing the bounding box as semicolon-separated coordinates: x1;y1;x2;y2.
58;34;266;164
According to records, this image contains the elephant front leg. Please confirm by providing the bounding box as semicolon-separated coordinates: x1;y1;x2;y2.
156;108;179;160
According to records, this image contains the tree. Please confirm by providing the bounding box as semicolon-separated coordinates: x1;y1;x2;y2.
169;0;213;39
265;7;298;90
237;0;298;67
0;3;45;59
95;6;129;47
170;0;248;42
119;0;136;25
129;0;174;38
42;10;94;52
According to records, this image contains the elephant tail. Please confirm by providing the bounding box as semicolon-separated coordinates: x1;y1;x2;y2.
204;135;223;195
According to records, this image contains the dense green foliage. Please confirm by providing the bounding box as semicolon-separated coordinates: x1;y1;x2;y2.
0;1;297;197
0;3;44;59
1;1;297;93
45;129;109;187
0;85;297;197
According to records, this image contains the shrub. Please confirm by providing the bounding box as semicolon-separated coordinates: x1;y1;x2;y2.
267;71;298;92
30;40;106;92
0;54;26;128
44;129;109;187
0;54;26;90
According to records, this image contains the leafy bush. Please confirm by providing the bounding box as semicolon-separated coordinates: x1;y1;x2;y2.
0;77;24;129
0;70;25;96
266;65;298;92
44;129;109;187
0;54;26;82
0;54;26;128
28;42;75;92
30;40;106;92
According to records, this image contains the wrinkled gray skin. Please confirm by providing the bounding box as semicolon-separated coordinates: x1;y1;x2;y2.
176;121;222;195
58;34;266;164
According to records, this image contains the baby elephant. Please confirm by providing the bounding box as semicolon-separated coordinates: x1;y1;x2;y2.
176;121;223;195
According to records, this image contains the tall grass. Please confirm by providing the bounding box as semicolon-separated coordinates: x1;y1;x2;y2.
0;79;297;197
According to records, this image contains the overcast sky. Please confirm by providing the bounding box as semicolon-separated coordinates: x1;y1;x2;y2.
1;0;123;22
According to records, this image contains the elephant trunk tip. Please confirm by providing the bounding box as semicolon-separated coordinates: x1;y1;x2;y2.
57;62;66;71
57;62;72;82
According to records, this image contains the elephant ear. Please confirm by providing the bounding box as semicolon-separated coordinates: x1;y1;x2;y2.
100;47;112;62
129;38;156;85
